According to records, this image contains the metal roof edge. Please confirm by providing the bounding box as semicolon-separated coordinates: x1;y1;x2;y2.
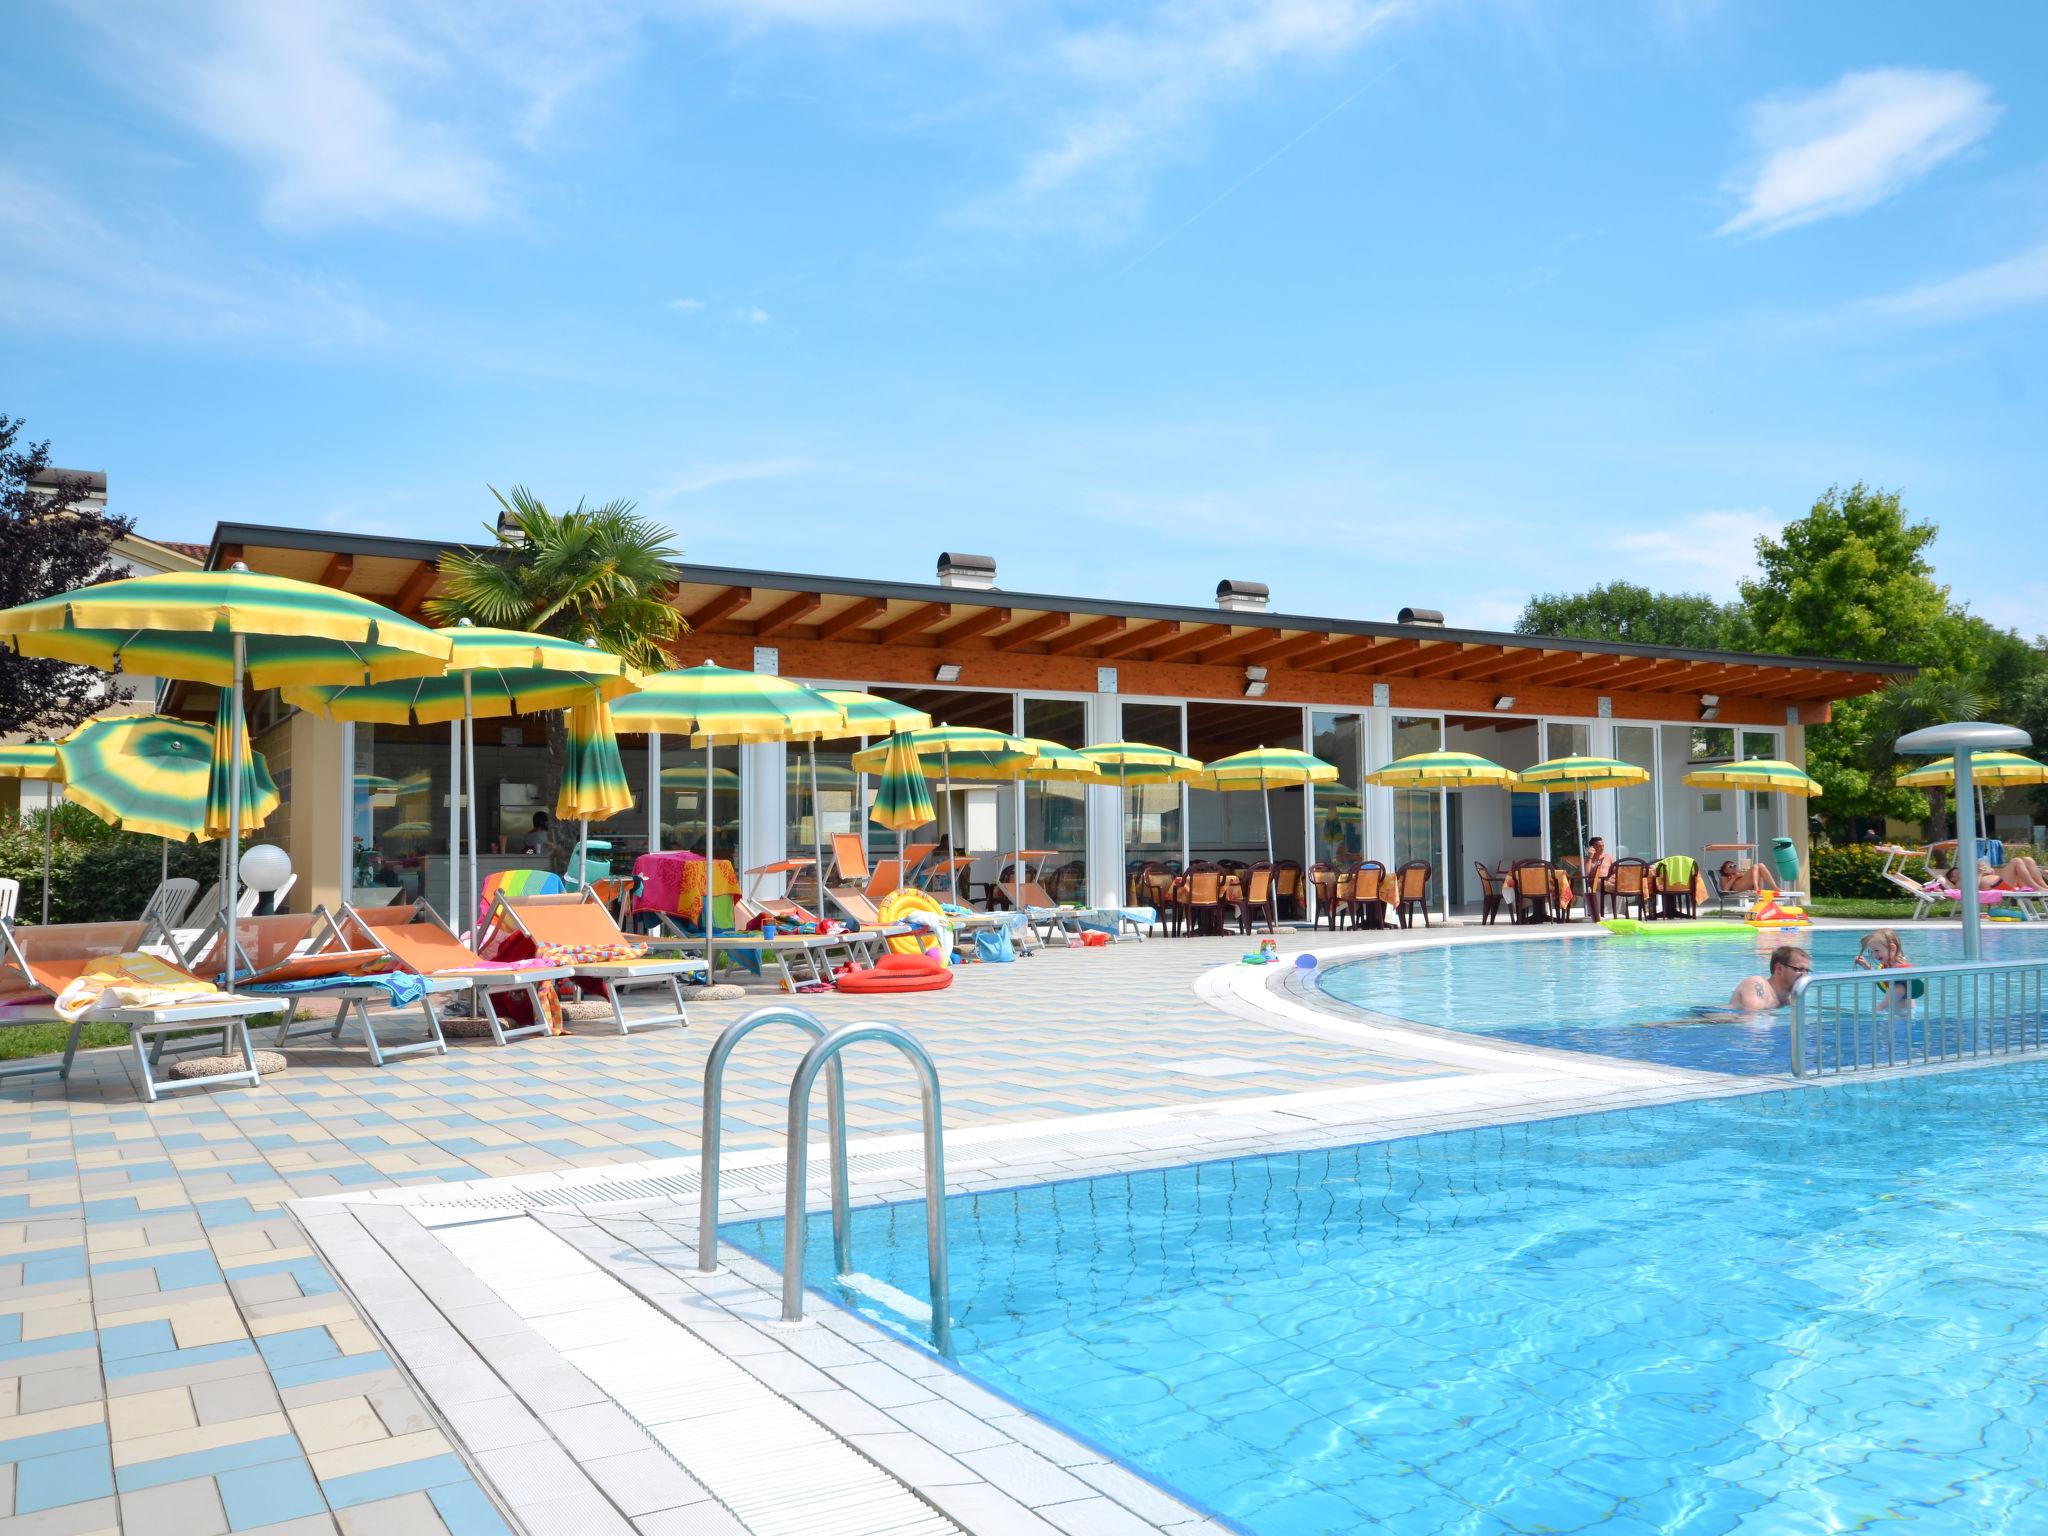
207;520;1916;681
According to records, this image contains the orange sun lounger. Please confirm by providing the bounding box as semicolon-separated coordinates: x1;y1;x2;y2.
480;890;695;1035
341;901;571;1047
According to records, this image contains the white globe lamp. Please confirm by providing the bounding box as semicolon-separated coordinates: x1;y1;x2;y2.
241;844;293;912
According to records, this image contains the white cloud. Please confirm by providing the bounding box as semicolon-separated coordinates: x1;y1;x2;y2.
1612;509;1775;597
645;459;814;503
1718;68;1999;237
668;298;706;312
1861;239;2048;324
0;171;387;347
961;0;1412;234
736;306;772;325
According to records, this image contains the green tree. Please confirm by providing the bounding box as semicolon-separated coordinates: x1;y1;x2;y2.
1515;581;1751;651
425;486;683;866
1868;675;1987;840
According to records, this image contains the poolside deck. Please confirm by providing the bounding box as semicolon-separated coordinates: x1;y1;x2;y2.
0;924;1734;1535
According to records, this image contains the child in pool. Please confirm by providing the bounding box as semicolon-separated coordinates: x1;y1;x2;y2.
1855;928;1916;1012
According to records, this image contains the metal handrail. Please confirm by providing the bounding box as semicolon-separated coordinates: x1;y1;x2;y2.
782;1020;951;1356
1790;955;2048;1078
698;1006;850;1274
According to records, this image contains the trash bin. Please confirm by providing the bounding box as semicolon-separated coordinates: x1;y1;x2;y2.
567;839;612;888
1770;835;1800;891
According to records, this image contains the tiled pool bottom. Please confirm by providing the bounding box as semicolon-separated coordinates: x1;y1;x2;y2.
729;1062;2048;1535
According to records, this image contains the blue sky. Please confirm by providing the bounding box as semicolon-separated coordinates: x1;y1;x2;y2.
4;1;2043;636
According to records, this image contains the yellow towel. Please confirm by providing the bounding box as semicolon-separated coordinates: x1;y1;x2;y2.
54;955;218;1022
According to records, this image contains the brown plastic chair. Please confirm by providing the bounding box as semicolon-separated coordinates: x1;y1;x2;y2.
1351;862;1388;929
1511;860;1557;924
1273;860;1304;920
1474;863;1502;925
1181;864;1226;936
1235;864;1277;935
1394;861;1432;928
1309;863;1340;930
1607;858;1652;921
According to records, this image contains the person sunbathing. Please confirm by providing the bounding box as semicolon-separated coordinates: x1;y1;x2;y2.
1719;859;1773;893
1986;853;2048;891
1730;944;1810;1011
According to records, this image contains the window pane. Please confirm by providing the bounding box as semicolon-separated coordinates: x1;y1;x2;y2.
1391;714;1443;884
1121;702;1184;862
1310;712;1362;867
1024;697;1087;905
1186;701;1302;866
1614;724;1657;860
784;743;857;908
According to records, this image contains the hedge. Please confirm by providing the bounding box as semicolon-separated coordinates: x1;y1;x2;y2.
1;807;228;925
1809;843;1923;900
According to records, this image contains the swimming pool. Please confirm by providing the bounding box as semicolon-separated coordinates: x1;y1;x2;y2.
729;1065;2048;1535
1315;925;2048;1074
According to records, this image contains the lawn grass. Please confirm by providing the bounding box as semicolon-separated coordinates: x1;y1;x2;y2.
1807;897;1925;919
0;1021;129;1061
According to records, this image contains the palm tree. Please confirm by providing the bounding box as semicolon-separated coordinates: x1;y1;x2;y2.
1869;675;1985;840
427;486;683;866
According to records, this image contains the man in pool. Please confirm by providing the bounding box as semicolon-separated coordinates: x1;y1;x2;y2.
1730;944;1811;1011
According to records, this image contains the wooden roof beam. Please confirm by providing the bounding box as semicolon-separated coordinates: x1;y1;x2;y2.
1145;623;1228;663
685;585;752;630
1095;620;1179;660
992;611;1069;651
394;561;438;617
1243;632;1330;668
753;591;821;637
879;602;952;645
1304;634;1390;672
933;607;1012;647
318;552;354;589
1571;656;1680;692
816;596;886;641
1046;616;1126;655
1330;637;1426;674
1400;643;1497;680
1194;628;1288;665
1480;649;1565;683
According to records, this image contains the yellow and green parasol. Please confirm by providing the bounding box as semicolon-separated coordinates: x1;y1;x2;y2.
1899;752;2047;842
559;697;633;882
1078;742;1201;876
610;662;841;965
284;622;641;926
1517;755;1651;867
0;743;62;924
0;565;453;987
1365;751;1519;789
849;726;1038;902
58;713;279;842
1196;747;1339;870
868;731;938;884
1681;759;1821;797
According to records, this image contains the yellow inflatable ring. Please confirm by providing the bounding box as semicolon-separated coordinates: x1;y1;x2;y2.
878;889;948;956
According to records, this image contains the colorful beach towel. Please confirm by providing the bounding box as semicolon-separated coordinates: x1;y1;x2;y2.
245;972;429;1009
53;954;217;1022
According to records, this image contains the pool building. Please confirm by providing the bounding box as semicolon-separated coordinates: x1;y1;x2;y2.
202;522;1910;919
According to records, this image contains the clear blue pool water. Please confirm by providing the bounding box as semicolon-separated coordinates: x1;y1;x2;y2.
728;1066;2048;1535
1315;926;2048;1075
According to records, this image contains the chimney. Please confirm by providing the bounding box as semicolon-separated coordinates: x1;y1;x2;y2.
1398;606;1445;627
937;552;997;590
1216;579;1269;613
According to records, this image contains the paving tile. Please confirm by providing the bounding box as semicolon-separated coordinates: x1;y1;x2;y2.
116;1473;229;1536
536;1401;649;1462
216;1458;328;1532
580;1446;708;1517
332;1490;447;1536
956;1444;1099;1508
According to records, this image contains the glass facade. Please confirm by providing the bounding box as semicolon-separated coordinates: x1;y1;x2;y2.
1613;723;1658;860
1120;701;1186;869
1185;701;1304;867
1391;715;1443;893
1021;697;1089;905
1310;712;1363;870
1544;721;1593;864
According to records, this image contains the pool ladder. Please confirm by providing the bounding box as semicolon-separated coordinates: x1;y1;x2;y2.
697;1005;952;1356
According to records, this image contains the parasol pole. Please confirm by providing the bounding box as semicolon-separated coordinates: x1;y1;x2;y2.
942;744;958;905
463;673;480;936
447;721;461;925
1957;750;1982;964
41;791;54;925
225;636;245;991
647;729;662;856
704;733;716;978
810;740;824;911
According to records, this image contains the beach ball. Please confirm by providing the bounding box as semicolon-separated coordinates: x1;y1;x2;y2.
1295;953;1317;969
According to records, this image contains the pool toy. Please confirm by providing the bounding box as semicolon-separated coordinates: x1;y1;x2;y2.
878;889;948;957
834;950;952;994
1295;953;1318;969
1746;898;1810;928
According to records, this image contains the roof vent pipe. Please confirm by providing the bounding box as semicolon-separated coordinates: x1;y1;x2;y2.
1398;607;1445;627
937;552;997;590
1216;579;1270;612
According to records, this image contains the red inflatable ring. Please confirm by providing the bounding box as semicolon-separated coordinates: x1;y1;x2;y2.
835;950;952;994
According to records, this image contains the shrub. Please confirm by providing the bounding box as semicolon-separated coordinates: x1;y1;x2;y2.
1809;843;1923;900
1;810;226;925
